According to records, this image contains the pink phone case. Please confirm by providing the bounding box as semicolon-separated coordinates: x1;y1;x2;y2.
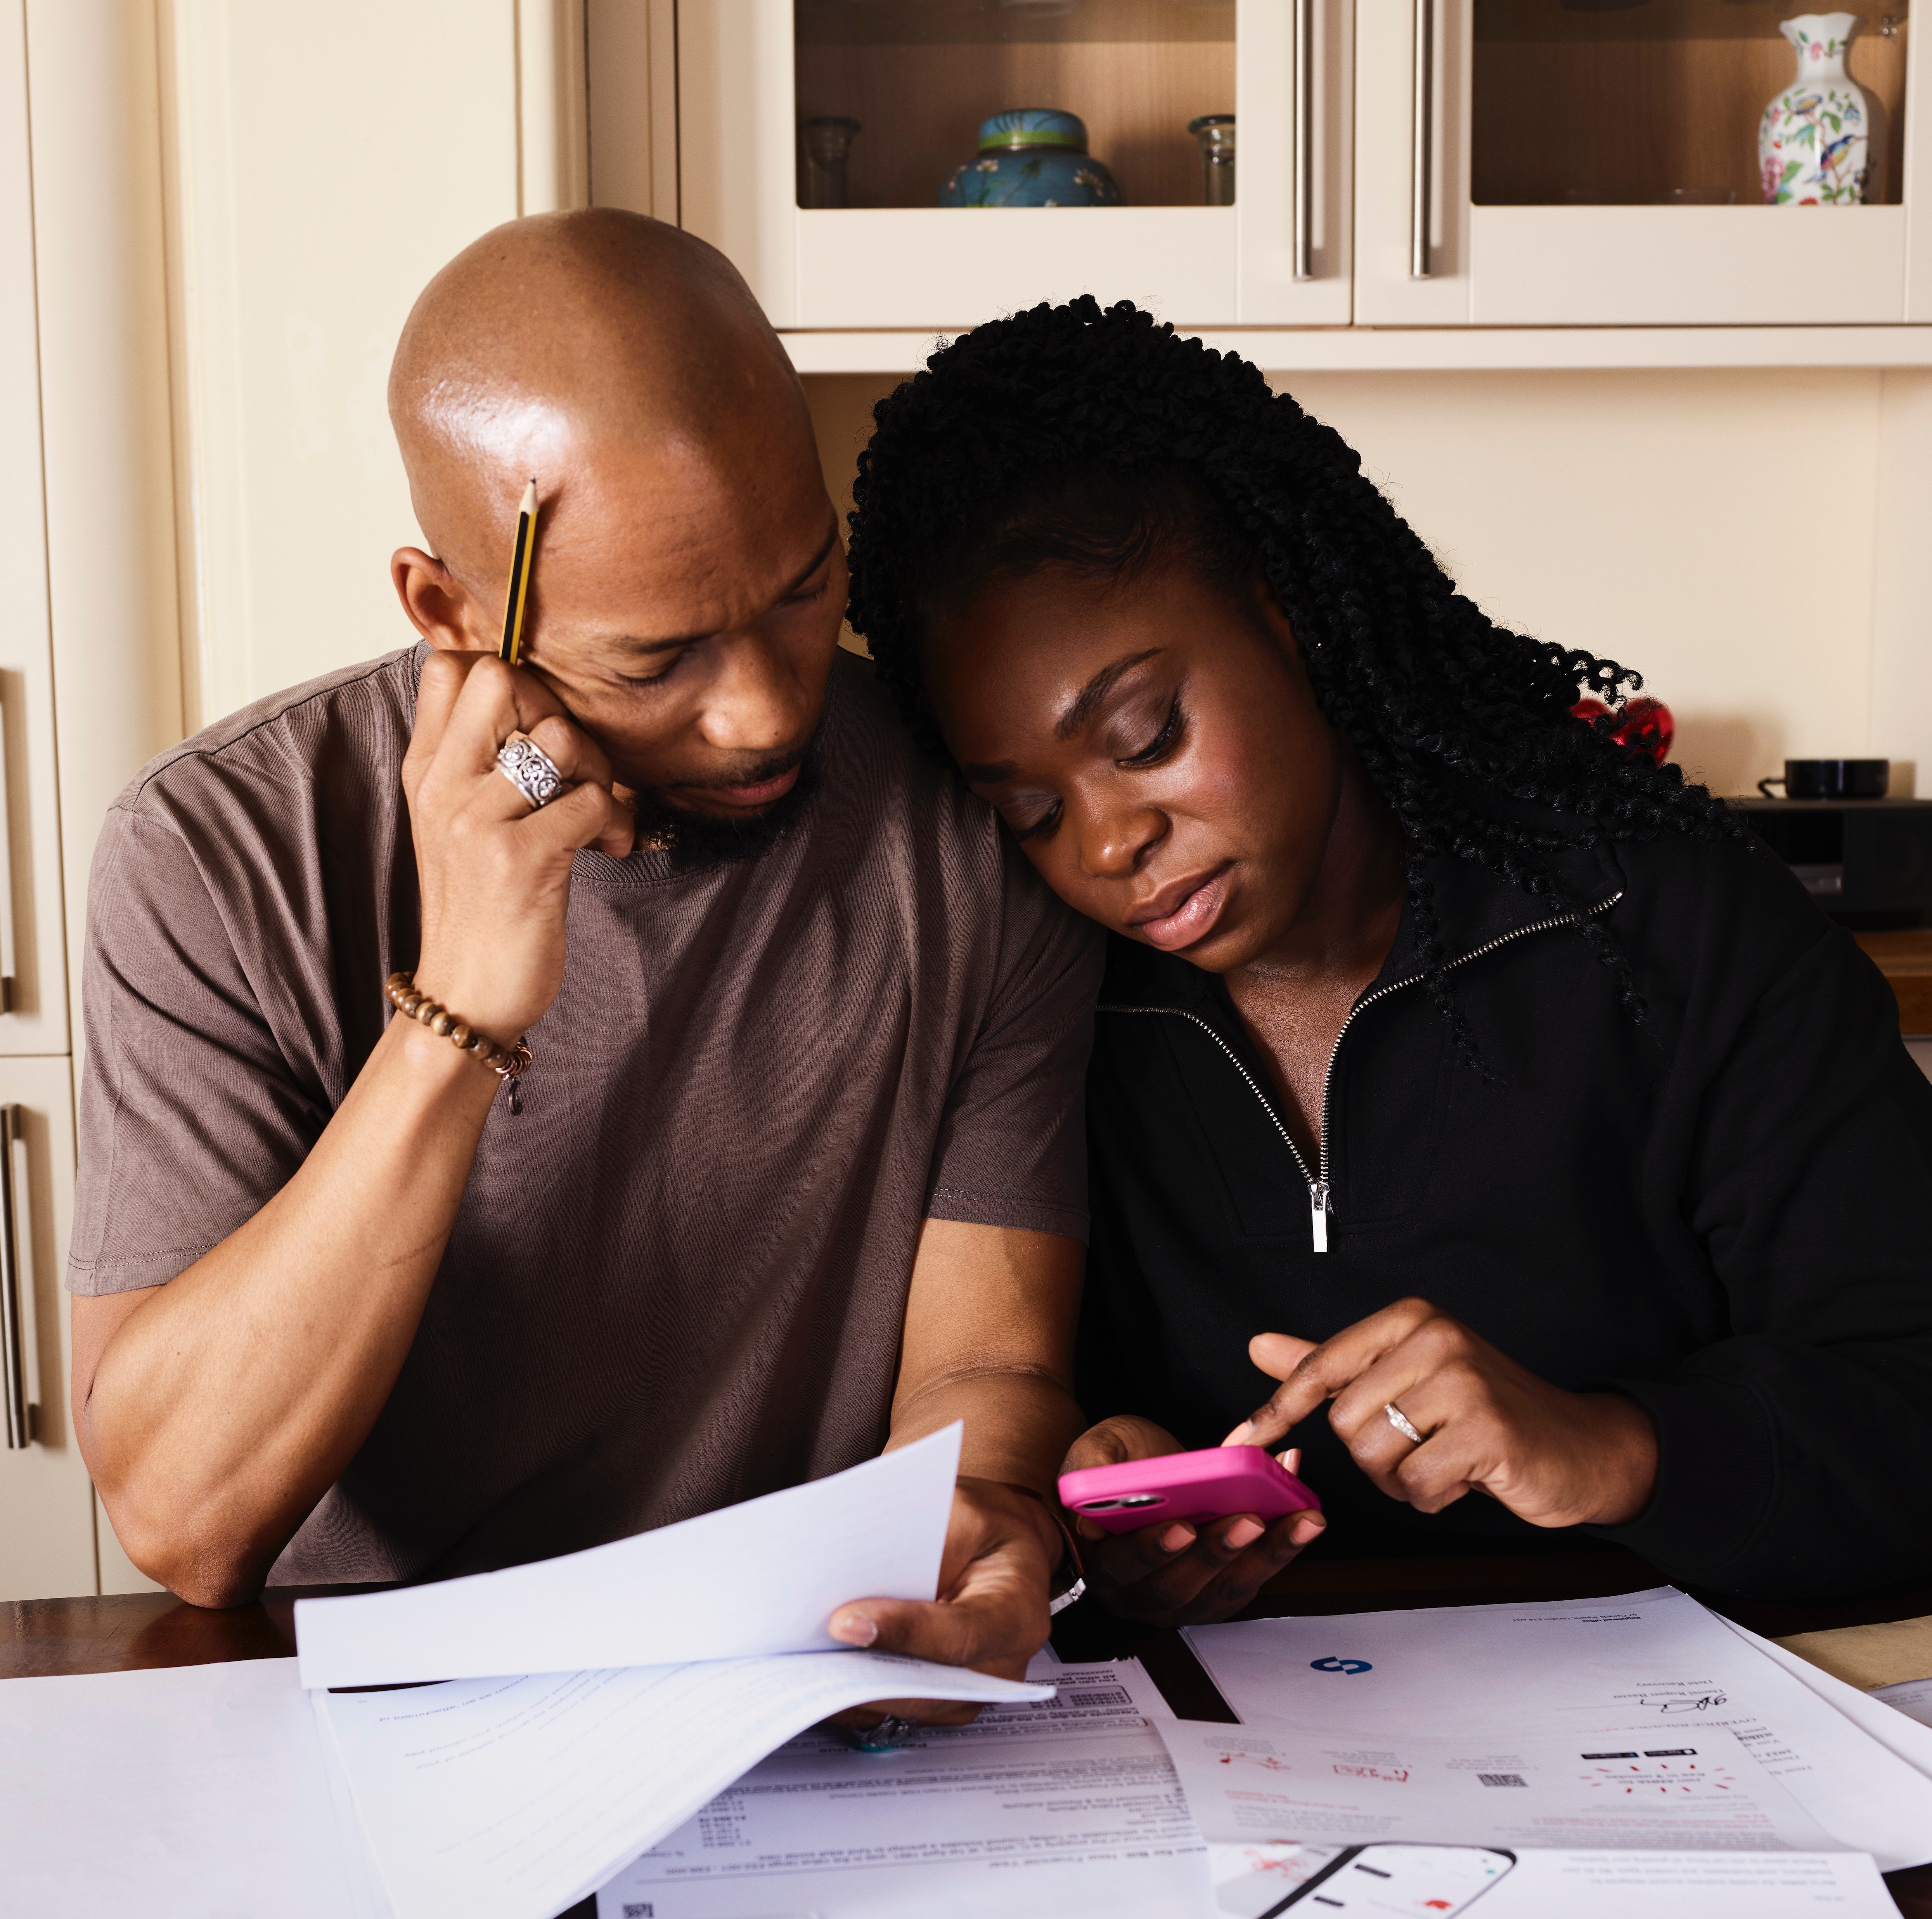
1057;1446;1321;1534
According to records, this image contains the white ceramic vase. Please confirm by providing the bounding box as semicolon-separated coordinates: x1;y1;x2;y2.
1759;13;1870;205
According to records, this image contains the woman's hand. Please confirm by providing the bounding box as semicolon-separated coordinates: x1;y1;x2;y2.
823;1477;1061;1727
1060;1415;1326;1628
403;651;634;1043
1230;1298;1658;1529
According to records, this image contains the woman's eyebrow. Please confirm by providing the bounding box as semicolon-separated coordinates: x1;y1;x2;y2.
1054;649;1163;741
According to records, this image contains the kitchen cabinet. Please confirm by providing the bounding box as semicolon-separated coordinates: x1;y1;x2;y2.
0;2;88;1602
1358;0;1929;328
623;0;1353;328
599;0;1932;346
0;1060;94;1602
1;0;185;1600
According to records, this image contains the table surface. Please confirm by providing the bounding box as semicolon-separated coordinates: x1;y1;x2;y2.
9;1548;1932;1918
1858;929;1932;1032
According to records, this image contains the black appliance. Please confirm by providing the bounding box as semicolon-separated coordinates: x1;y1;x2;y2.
1731;798;1932;927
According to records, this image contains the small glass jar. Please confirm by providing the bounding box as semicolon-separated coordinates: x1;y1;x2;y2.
800;116;861;210
1188;114;1236;206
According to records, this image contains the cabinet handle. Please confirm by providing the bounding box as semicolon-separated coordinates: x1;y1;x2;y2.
1411;0;1434;279
0;693;17;1013
1293;0;1314;281
1;1106;28;1449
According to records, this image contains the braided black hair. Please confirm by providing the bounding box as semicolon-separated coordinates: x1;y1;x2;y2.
846;297;1740;1046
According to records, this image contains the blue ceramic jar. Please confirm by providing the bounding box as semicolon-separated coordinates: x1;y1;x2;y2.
938;109;1122;208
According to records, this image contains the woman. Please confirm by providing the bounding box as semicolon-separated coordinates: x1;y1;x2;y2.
845;298;1932;1624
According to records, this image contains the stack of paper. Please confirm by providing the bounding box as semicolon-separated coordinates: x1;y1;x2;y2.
12;1464;1932;1919
1;1425;1055;1919
1130;1585;1932;1917
597;1652;1214;1918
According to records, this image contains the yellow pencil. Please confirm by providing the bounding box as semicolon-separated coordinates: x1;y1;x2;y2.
498;478;538;665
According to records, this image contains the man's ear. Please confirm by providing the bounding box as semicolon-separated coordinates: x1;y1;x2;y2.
392;547;491;653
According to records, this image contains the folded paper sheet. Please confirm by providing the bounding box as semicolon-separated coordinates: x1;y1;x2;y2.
296;1422;963;1688
317;1650;1051;1919
597;1654;1212;1918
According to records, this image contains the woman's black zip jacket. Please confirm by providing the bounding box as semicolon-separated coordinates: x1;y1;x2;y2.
1077;827;1932;1598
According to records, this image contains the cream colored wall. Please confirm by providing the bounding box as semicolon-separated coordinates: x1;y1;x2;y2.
163;0;540;729
803;366;1929;801
1286;369;1896;800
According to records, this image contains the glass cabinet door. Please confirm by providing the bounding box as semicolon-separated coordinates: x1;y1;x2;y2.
1357;0;1926;327
674;0;1350;331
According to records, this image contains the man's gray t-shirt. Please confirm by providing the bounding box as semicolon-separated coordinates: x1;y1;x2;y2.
68;646;1101;1585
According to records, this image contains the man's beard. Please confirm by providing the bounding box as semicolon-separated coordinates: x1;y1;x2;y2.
625;739;825;874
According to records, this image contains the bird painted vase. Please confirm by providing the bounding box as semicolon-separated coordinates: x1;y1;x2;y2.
1759;13;1870;205
939;109;1122;209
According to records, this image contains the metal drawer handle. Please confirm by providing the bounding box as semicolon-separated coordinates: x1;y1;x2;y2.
1293;0;1314;281
1;1105;28;1448
1411;0;1434;279
0;692;17;1013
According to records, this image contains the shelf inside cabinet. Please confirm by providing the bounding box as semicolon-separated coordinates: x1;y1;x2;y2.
1472;0;1909;208
793;0;1236;210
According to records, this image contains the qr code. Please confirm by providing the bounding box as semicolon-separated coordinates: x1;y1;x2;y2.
1477;1773;1528;1788
622;1905;654;1917
1064;1688;1131;1708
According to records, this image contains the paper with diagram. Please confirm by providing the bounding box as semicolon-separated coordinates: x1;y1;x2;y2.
1183;1586;1932;1871
1155;1717;1838;1852
296;1423;963;1688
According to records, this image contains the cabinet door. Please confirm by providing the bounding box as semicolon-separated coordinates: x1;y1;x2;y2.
0;1056;97;1602
1357;0;1925;328
675;0;1338;331
1235;0;1352;324
0;1;73;1057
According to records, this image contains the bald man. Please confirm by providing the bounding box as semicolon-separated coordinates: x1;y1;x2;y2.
66;212;1099;1701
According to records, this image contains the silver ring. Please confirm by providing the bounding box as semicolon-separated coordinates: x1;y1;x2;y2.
1384;1402;1424;1445
845;1713;920;1753
496;736;566;810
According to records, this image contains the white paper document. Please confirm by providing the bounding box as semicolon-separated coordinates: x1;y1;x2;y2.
1202;1842;1894;1918
297;1423;963;1689
595;1656;1210;1918
1873;1677;1932;1729
317;1648;1051;1919
1184;1586;1932;1872
1718;1612;1932;1780
1156;1717;1839;1851
0;1657;375;1919
1445;1849;1894;1919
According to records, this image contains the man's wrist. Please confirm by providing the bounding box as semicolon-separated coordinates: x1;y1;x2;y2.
383;1008;507;1105
981;1476;1087;1614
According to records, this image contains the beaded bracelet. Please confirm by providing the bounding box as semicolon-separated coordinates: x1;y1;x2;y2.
384;972;532;1084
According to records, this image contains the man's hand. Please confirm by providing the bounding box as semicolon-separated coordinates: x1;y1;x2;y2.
824;1477;1060;1727
1061;1416;1326;1628
403;651;634;1043
1229;1298;1658;1529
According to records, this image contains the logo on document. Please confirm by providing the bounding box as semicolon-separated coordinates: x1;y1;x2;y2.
1309;1656;1373;1674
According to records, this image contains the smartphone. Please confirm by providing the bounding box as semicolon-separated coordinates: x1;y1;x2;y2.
1057;1446;1320;1535
1263;1844;1515;1918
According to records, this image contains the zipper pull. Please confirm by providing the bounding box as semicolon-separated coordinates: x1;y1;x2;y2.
1310;1181;1330;1254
